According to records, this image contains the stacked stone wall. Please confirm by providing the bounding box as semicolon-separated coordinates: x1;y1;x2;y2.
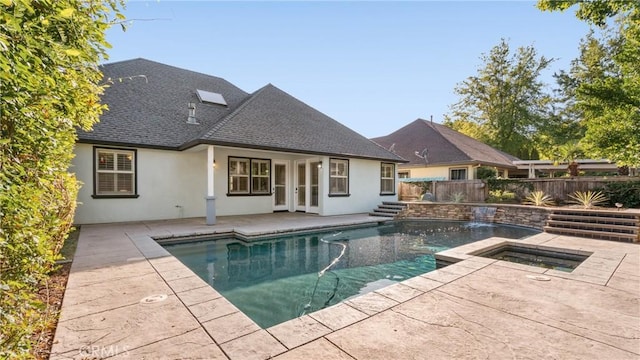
397;202;549;230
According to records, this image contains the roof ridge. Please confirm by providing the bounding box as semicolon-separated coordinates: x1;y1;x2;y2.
427;120;518;162
416;119;471;160
102;58;235;86
198;84;272;140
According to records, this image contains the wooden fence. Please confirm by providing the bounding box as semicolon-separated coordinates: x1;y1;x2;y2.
399;177;637;203
399;180;488;202
526;177;633;202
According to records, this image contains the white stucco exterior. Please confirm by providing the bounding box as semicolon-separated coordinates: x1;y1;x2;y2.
72;144;207;224
399;164;475;180
71;143;399;224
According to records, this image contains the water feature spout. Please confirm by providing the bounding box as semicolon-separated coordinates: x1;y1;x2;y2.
471;206;497;223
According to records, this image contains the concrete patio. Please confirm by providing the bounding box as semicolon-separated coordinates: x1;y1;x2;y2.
50;213;640;359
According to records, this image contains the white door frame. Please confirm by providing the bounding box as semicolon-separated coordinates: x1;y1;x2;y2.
273;160;289;211
295;160;307;212
294;159;320;213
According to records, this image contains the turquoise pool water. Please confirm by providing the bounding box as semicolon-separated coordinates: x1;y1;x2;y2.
163;220;538;328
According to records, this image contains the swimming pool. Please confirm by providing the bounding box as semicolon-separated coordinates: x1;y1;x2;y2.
162;220;539;328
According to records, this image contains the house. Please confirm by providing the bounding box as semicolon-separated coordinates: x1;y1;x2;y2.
370;119;519;181
71;59;405;224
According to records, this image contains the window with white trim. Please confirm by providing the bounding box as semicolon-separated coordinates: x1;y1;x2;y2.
398;171;410;179
94;148;136;197
229;157;250;194
251;159;270;194
380;163;395;194
450;168;467;180
228;157;271;195
329;158;349;195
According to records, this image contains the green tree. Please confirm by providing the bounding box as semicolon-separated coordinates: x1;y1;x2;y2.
537;0;637;27
0;0;124;357
444;39;554;160
537;31;607;160
538;0;640;167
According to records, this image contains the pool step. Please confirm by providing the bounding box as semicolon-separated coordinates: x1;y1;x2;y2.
370;201;407;218
544;209;639;243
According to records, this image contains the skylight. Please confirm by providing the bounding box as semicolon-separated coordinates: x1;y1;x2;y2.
196;89;227;106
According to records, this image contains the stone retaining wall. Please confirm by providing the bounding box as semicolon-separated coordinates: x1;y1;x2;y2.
396;202;550;230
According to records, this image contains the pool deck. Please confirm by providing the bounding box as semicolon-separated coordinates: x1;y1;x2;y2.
50;213;640;359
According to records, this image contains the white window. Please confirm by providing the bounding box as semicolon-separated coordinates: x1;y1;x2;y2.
228;157;271;195
329;158;349;195
251;159;270;194
95;148;136;196
450;168;467;180
398;171;410;179
381;163;395;194
229;157;250;194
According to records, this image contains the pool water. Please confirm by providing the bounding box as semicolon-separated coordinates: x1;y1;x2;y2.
163;220;538;328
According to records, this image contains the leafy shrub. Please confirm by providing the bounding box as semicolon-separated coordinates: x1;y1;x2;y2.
599;181;640;209
488;190;517;203
449;192;466;203
523;190;555;206
486;179;533;203
568;191;609;209
476;166;497;180
0;1;124;357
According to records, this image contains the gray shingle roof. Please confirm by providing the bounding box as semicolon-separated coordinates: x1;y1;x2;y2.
80;59;403;162
371;119;519;168
198;84;405;161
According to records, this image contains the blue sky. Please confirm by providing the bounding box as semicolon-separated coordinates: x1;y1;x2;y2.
105;1;592;138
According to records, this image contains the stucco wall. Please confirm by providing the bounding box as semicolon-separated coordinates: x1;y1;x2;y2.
400;164;475;180
72;143;399;223
397;202;549;230
72;143;207;224
320;158;398;216
211;147;310;216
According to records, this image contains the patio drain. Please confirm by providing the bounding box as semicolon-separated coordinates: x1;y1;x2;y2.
140;294;168;304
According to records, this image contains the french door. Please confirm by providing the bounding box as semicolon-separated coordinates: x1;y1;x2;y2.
295;161;306;211
273;162;288;211
295;160;320;213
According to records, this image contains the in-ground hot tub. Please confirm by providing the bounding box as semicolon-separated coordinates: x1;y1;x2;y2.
474;244;592;272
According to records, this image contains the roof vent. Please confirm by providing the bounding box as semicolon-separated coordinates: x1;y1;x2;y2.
196;89;227;106
187;102;198;124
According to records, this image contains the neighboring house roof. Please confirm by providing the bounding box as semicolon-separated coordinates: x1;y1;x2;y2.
79;58;404;162
370;119;519;168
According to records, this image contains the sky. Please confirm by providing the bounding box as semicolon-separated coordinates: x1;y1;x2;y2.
104;1;593;138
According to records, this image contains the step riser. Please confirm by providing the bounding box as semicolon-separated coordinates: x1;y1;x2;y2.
546;221;638;233
546;209;640;243
370;201;407;219
369;212;394;218
549;215;638;225
545;228;638;242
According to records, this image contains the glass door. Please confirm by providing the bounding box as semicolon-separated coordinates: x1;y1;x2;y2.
310;161;320;211
295;161;306;211
273;162;288;211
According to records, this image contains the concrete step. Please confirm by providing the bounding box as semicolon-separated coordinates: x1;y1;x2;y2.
369;211;395;218
544;226;638;242
379;204;406;210
550;209;638;219
549;213;638;226
375;207;403;214
546;220;638;234
369;201;407;219
382;201;407;207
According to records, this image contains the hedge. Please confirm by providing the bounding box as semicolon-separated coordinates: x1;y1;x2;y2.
0;1;123;357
